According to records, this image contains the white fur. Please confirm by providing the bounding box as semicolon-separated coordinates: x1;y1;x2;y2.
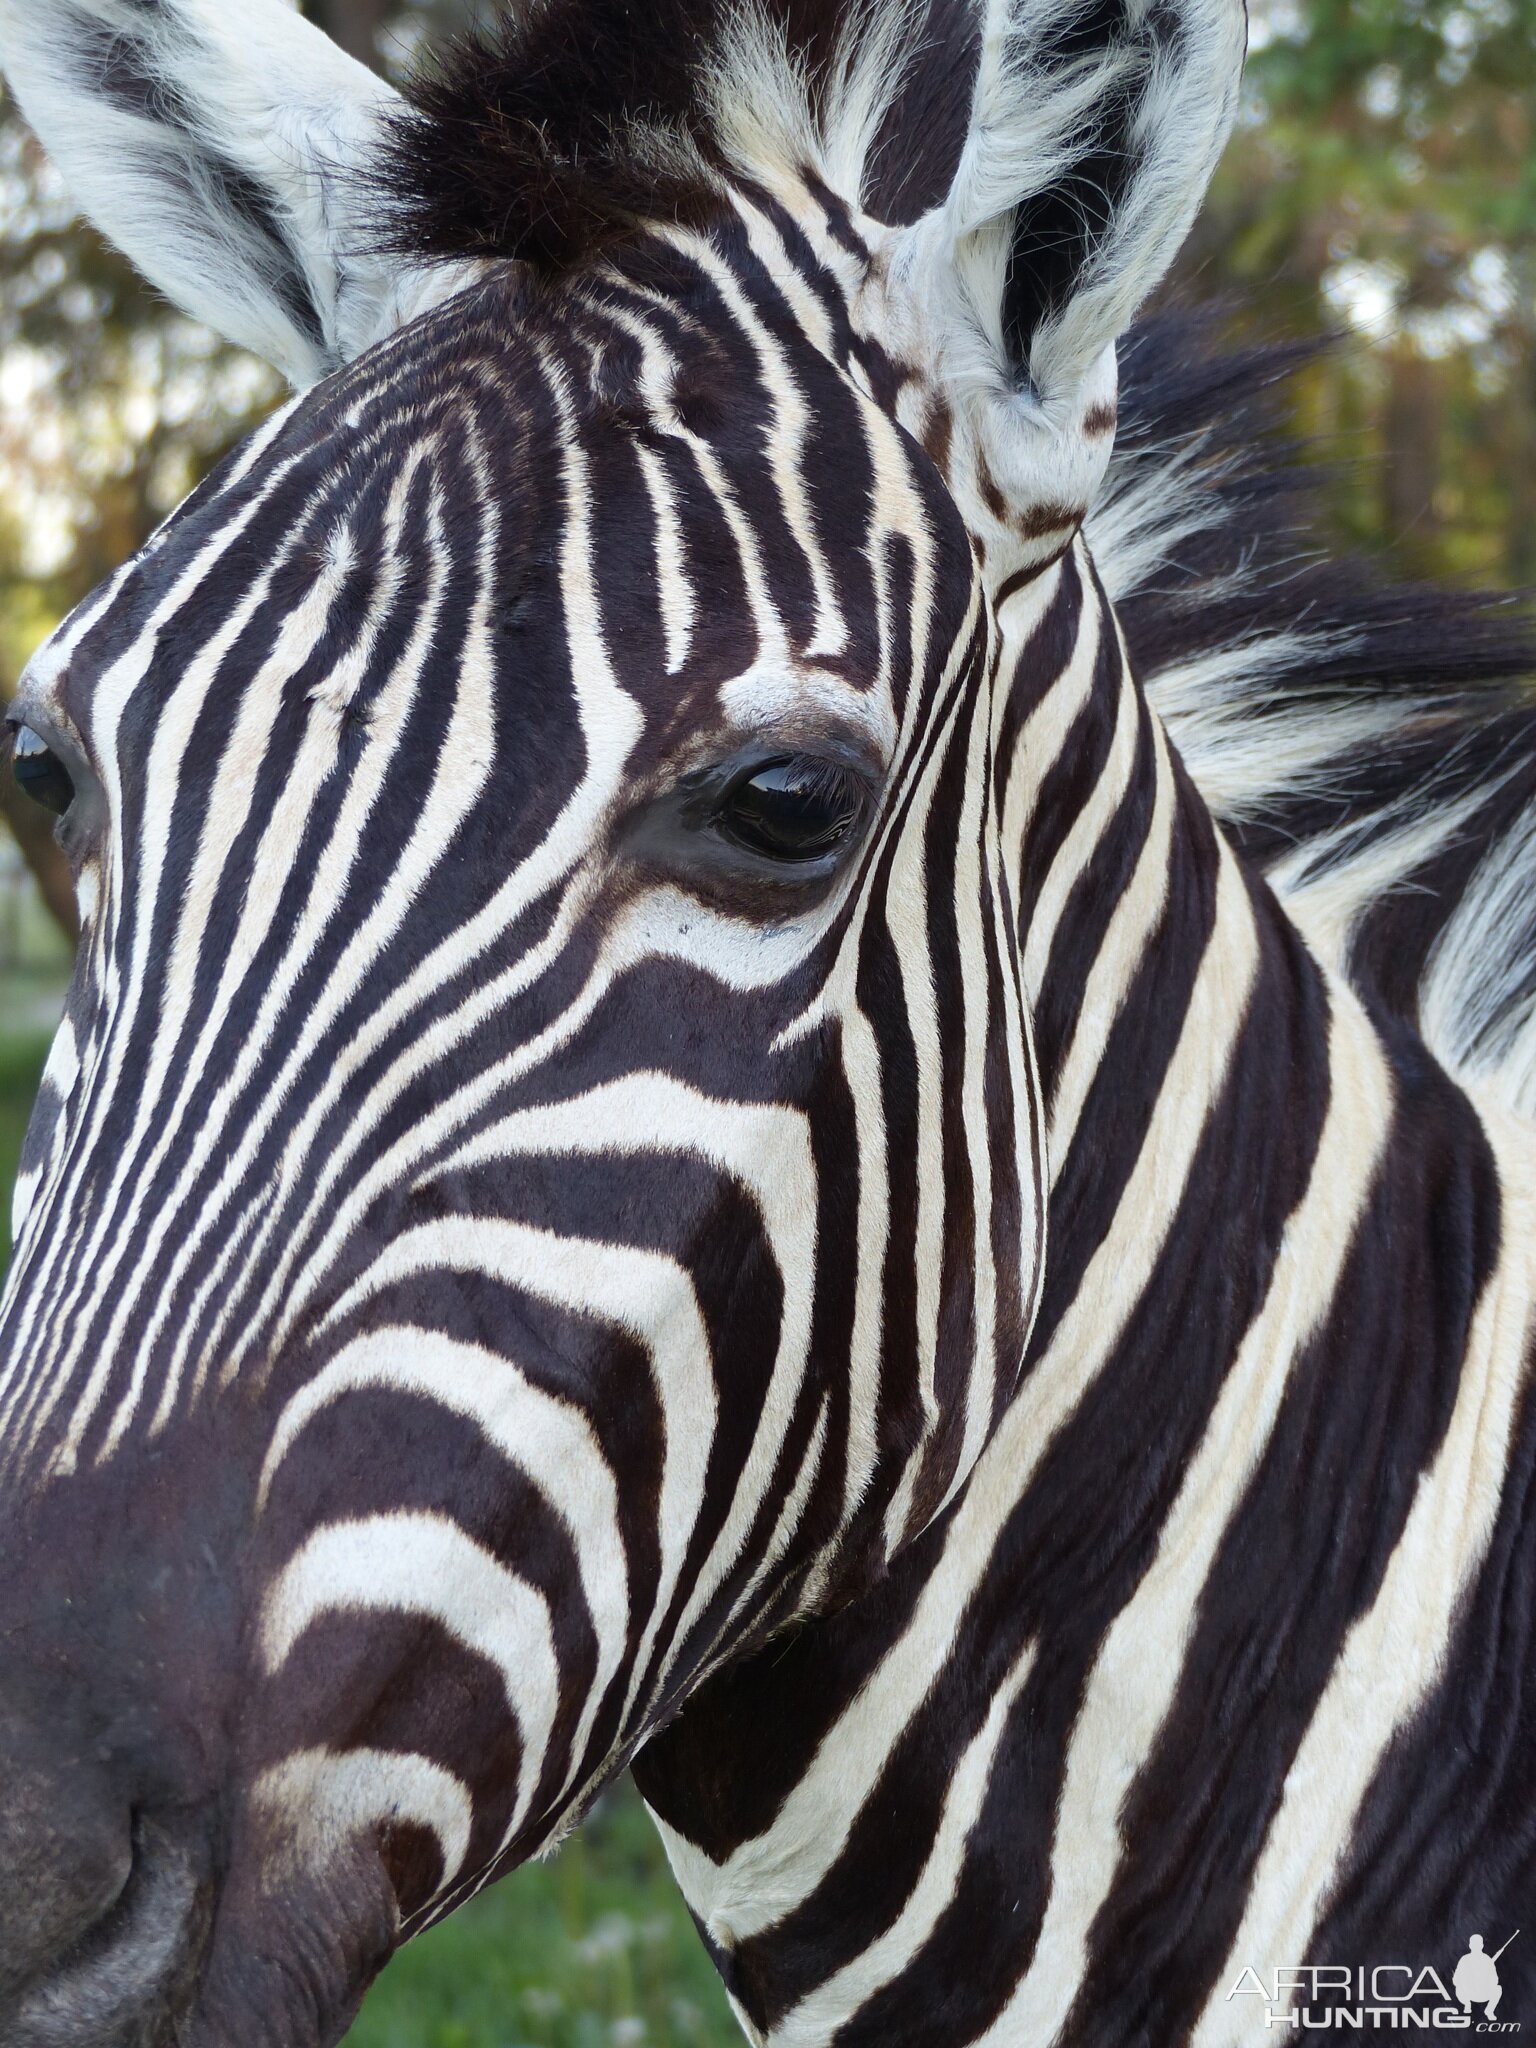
254;1747;475;1897
0;0;459;385
1083;424;1418;827
912;0;1248;408
1421;802;1536;1118
1089;398;1536;1125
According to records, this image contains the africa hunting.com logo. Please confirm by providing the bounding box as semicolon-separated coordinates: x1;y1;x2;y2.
1227;1932;1521;2032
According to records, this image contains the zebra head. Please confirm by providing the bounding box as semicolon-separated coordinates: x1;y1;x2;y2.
0;1;1245;2042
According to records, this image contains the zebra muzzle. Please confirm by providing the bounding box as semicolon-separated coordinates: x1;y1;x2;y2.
0;1799;210;2048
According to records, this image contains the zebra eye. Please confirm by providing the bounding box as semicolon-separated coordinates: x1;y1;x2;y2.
10;724;75;817
718;758;865;863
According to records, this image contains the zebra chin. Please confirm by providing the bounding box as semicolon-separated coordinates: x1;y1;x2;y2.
173;1831;403;2048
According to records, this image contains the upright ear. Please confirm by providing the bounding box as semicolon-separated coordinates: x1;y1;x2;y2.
0;0;439;386
873;0;1247;485
952;0;1246;406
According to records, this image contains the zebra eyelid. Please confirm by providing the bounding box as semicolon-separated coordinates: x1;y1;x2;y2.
7;705;104;848
619;744;878;886
7;702;90;772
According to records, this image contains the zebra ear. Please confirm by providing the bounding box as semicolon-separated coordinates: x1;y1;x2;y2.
889;0;1247;417
0;0;440;387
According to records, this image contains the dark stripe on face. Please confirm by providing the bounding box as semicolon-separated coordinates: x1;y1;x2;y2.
252;1606;524;1905
1010;602;1124;939
1031;756;1220;1339
992;552;1085;821
1031;686;1160;1129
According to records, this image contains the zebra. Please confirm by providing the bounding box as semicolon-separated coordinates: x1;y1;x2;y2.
0;0;1532;2043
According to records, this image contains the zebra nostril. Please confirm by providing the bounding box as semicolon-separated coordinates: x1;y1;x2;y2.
90;1803;142;1929
1;1807;206;2048
0;1769;135;2002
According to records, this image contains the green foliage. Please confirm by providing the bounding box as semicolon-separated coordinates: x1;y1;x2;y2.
1182;0;1536;586
347;1789;738;2048
0;1023;52;1232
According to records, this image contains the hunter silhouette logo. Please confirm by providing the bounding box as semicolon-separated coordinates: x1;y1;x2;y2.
1227;1931;1522;2030
1455;1936;1519;2024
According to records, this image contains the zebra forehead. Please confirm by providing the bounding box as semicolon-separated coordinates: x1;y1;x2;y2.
24;255;970;765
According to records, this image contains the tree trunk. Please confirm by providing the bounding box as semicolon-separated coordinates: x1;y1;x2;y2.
0;770;79;948
1382;345;1443;577
1505;338;1536;589
307;0;394;67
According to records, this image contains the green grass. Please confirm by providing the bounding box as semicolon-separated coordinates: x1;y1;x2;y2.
0;1018;58;1219
0;1011;741;2048
347;1792;739;2048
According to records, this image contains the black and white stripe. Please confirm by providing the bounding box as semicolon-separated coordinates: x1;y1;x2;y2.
0;3;1531;2046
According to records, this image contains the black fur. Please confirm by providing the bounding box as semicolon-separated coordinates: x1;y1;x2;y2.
1114;311;1536;762
860;0;981;225
372;0;986;268
1107;310;1536;1030
1000;0;1146;373
375;0;777;271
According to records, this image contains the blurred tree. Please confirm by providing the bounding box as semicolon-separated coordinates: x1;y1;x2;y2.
312;0;395;61
1181;0;1536;586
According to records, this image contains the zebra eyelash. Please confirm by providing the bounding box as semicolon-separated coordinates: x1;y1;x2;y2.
619;746;879;888
709;757;870;860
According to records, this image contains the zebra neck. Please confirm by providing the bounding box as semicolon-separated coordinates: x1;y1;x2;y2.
635;552;1536;2044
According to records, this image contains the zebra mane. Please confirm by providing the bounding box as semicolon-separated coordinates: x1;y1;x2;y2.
373;0;978;269
1095;311;1536;1114
374;0;1241;406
